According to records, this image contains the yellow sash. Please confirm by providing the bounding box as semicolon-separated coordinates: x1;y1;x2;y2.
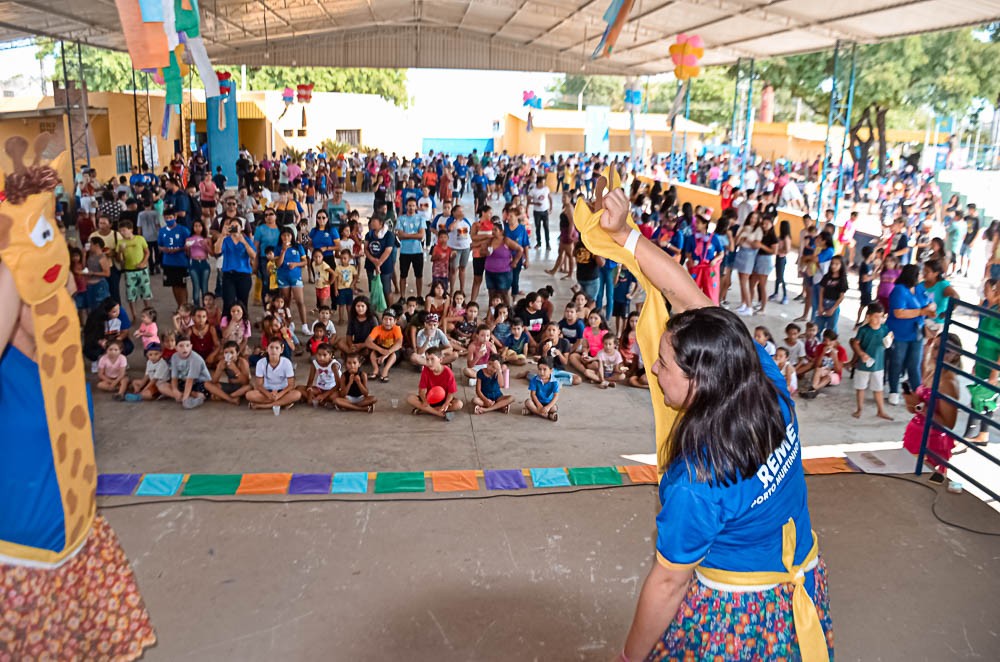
696;519;829;662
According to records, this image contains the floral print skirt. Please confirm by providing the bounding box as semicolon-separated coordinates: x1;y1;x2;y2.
645;557;834;662
0;516;155;661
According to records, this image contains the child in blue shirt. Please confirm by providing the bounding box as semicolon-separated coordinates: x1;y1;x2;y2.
523;358;560;422
473;354;514;415
503;318;531;366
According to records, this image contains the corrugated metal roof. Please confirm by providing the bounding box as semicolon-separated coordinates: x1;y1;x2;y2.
0;1;997;75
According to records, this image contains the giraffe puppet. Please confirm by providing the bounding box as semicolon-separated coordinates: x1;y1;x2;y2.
0;135;155;659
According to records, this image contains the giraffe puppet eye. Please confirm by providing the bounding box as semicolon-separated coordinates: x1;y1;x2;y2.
29;214;55;248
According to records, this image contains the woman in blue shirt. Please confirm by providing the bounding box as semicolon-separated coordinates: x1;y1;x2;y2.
215;216;257;316
310;210;341;270
276;228;309;333
592;184;833;662
886;264;934;406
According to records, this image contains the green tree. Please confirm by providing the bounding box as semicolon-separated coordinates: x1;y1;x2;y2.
547;68;736;126
754;28;1000;176
34;40;409;106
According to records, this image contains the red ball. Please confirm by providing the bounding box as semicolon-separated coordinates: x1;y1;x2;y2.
427;386;446;404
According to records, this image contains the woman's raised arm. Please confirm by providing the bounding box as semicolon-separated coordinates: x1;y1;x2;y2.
599;186;711;313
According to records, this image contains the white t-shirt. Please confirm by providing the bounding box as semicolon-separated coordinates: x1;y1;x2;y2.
279;162;289;184
781;339;806;365
483;165;496;181
743;168;759;191
447;216;473;250
417;196;434;223
416;327;450;350
312;320;336;337
256;356;296;390
528;185;551;212
312;358;341;391
145;358;170;382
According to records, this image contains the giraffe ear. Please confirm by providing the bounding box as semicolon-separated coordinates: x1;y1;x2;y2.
32;134;52;166
4;136;28;173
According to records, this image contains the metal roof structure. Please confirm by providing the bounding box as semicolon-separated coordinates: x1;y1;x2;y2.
1;0;999;74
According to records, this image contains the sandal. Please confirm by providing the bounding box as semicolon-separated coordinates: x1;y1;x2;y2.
547;411;558;422
502;404;510;414
411;407;420;415
366;403;375;413
379;375;390;383
474;405;484;415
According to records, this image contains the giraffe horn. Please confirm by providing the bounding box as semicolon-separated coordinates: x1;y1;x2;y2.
4;136;29;173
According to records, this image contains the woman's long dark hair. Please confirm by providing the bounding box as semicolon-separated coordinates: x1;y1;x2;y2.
665;307;791;485
349;295;372;324
822;255;849;291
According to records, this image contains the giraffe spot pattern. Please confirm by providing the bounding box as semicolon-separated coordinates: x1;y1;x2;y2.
69;405;87;430
41;353;56;378
62;344;78;373
65;488;77;515
71;448;81;478
42;316;69;345
82;463;95;483
56;386;66;418
56;432;67;464
36;296;59;317
69;515;84;544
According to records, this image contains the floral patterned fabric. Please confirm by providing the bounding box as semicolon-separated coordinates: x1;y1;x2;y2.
0;516;155;662
645;557;834;662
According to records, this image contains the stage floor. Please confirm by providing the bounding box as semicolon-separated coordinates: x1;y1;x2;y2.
101;473;1000;661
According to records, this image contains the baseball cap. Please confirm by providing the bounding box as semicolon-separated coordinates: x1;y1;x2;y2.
425;313;439;324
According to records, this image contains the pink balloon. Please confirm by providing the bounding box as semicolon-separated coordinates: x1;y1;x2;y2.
683;54;699;66
688;34;704;49
152;71;165;85
676;33;688;44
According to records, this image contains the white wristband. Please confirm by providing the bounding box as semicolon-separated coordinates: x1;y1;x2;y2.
624;228;641;256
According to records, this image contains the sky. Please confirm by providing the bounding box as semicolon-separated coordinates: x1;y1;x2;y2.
0;44;560;137
407;68;559;138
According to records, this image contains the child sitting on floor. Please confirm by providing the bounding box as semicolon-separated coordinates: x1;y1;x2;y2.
204;340;252;405
173;302;194;334
523;357;560;422
474;353;513;414
134;307;160;350
97;339;130;399
587;334;626;389
801;329;846;399
774;347;798;396
246;338;303;411
407;346;464;421
203;292;222;329
463;324;500;383
332;354;376;413
450;301;479;347
365;309;403;382
308;323;328;356
161;334;212;409
754;326;776;357
131;342;169;400
301;342;342;408
410;313;459;366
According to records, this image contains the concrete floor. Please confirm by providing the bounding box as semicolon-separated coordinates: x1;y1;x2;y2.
100;474;1000;661
90;189;1000;660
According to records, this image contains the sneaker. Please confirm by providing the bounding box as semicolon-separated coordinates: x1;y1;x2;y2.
124;393;143;402
887;392;901;406
183;396;205;409
301;322;311;336
768;294;780;301
444;411;454;422
91;361;99;374
781;297;788;305
946;480;964;494
736;305;752;316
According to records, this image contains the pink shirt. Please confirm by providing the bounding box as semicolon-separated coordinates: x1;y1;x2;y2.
582;326;607;357
186;235;211;260
98;353;127;379
138;321;160;348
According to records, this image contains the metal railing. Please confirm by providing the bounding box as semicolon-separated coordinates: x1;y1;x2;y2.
916;297;1000;502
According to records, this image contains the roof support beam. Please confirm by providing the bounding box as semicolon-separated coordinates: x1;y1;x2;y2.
495;0;532;36
7;0;113;34
525;0;602;46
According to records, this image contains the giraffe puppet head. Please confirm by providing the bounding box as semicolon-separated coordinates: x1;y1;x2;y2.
0;134;69;306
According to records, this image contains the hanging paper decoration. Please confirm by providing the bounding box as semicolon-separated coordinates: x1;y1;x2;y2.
522;90;542;109
297;83;314;127
279;87;295;119
591;0;637;59
526;111;534;133
624;79;642;111
296;84;314;104
114;0;220;139
670;34;704;80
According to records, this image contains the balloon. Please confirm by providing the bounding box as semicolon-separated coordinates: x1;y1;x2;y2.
427;386;446;404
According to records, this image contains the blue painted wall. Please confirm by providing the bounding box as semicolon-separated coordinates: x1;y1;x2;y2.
421;138;494;156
